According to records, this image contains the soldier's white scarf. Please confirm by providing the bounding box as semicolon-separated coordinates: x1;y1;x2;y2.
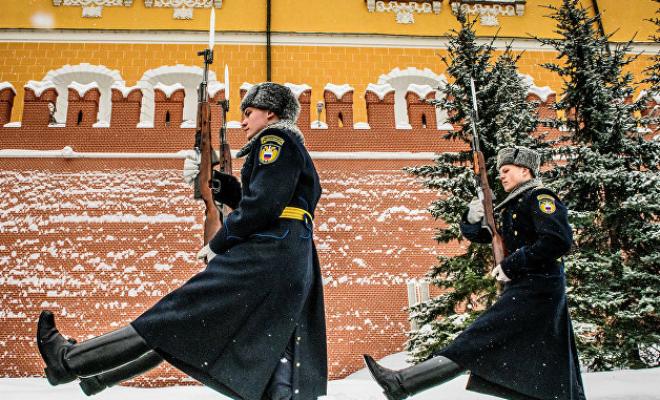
236;119;305;158
494;177;544;211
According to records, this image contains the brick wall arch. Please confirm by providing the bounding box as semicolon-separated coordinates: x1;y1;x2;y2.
377;67;447;128
139;65;219;127
43;63;124;125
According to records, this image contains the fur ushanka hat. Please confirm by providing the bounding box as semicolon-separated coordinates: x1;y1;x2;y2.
496;146;541;177
240;82;300;122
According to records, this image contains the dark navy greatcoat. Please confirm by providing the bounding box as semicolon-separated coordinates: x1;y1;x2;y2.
436;184;586;400
132;126;327;400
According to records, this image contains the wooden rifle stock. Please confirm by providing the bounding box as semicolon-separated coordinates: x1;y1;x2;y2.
194;49;222;246
469;77;508;295
473;152;508;266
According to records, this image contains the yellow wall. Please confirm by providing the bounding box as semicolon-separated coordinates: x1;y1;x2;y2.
1;0;659;123
4;0;658;41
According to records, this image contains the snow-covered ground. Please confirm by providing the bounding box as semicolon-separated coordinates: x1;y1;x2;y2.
1;353;658;400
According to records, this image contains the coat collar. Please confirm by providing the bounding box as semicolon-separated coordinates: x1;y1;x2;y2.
236;119;304;158
494;177;544;211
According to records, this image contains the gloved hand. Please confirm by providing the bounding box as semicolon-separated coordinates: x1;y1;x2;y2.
467;197;485;224
491;264;511;282
211;170;242;209
183;151;201;184
183;150;219;184
197;244;217;263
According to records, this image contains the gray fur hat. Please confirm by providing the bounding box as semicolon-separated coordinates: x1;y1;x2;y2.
497;146;540;177
240;82;300;122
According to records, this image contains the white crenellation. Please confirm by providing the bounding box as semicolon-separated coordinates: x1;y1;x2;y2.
44;63;123;125
324;84;354;100
24;81;57;97
407;84;434;100
377;67;446;127
519;73;555;102
154;82;185;99
285;83;312;100
207;82;226;99
139;65;216;125
366;83;395;101
111;82;142;98
68;81;100;97
0;82;17;95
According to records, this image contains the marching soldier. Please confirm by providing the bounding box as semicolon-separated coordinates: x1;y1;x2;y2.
364;146;586;400
37;82;327;400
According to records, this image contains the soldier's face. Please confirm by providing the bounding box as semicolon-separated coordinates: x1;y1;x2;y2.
499;164;531;192
242;107;279;140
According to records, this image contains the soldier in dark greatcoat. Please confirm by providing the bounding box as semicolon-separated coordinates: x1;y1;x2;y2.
36;82;328;400
364;146;586;400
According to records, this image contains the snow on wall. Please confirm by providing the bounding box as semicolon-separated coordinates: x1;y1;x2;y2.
0;157;450;381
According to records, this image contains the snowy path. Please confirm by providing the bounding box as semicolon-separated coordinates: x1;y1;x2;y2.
1;367;658;400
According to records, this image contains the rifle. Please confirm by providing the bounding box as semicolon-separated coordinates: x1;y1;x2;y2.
468;78;508;295
193;46;221;247
216;66;232;221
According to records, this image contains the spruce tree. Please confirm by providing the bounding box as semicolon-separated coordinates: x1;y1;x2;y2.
404;12;548;362
535;0;660;370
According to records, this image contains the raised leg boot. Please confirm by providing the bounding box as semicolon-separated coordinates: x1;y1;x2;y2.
79;350;164;396
36;310;78;385
37;310;153;387
363;354;465;400
63;324;152;378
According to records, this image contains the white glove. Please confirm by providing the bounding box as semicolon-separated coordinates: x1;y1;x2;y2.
183;151;201;184
467;197;485;224
197;244;217;263
491;264;511;282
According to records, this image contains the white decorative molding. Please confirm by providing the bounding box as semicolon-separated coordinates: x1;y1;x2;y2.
519;73;554;102
111;81;142;98
450;1;526;27
139;65;217;125
367;1;443;24
377;67;447;128
68;81;100;97
44;63;124;124
53;0;131;18
146;0;223;20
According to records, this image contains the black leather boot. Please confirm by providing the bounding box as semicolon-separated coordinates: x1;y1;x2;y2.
37;310;78;385
36;310;153;387
79;350;164;396
363;354;465;400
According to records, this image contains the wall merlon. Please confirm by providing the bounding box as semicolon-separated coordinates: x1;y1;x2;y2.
22;83;59;127
406;89;437;130
154;84;185;128
0;85;17;126
324;84;354;129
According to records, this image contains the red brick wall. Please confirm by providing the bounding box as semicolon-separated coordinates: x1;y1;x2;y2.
0;86;556;385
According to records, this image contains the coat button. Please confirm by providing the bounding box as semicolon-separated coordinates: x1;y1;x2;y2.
514;231;518;235
294;389;299;394
513;214;517;219
296;362;301;367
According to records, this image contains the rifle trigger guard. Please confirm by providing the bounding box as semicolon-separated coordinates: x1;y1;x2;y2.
211;176;221;194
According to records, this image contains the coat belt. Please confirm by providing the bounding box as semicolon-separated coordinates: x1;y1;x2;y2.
279;207;313;223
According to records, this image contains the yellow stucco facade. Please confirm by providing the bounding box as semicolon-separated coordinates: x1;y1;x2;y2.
1;0;659;124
